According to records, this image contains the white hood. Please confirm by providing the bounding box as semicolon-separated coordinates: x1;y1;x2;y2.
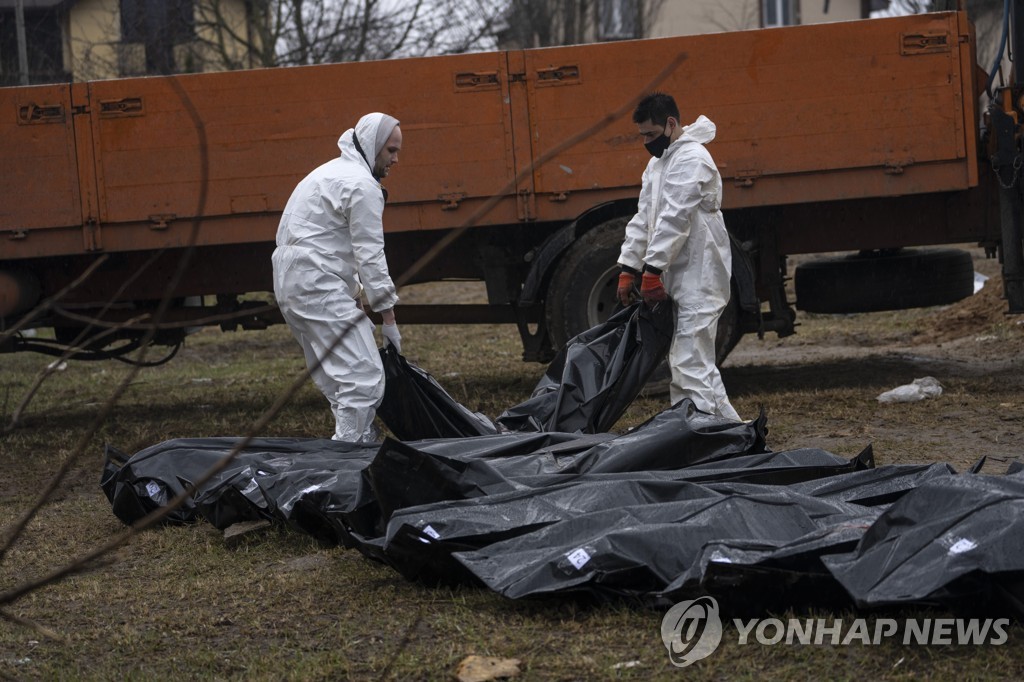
337;112;400;174
677;114;716;146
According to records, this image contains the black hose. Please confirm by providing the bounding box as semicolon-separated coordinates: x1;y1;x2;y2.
11;334;181;366
114;342;181;367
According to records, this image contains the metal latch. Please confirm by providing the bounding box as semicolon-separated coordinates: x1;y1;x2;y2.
536;65;580;85
901;32;950;55
17;103;64;124
454;72;499;90
884;159;914;175
149;214;176;229
99;97;144;117
438;193;465;210
733;170;761;188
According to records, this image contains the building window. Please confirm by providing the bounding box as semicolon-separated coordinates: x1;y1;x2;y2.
0;3;68;85
598;0;639;41
763;0;797;27
120;0;194;74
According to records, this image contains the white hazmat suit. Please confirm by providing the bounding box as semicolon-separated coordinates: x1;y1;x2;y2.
618;115;741;421
272;113;400;441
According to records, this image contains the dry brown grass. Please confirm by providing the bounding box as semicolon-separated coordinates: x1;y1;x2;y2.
2;245;1023;679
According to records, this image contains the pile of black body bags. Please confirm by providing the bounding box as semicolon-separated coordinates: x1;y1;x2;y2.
101;303;1024;615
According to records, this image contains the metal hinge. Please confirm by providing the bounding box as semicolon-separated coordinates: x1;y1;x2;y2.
733;170;761;188
518;189;536;220
884;159;914;175
149;214;176;230
438;193;465;210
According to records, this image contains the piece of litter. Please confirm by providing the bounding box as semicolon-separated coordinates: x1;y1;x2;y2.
973;271;988;294
46;361;67;372
877;377;943;403
611;660;642;669
455;655;522;682
223;519;272;547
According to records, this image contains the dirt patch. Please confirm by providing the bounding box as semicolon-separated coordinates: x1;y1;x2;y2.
723;248;1024;472
915;272;1016;344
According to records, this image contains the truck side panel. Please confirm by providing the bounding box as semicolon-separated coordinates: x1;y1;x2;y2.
5;51;524;259
0;84;82;239
0;13;985;284
523;12;977;220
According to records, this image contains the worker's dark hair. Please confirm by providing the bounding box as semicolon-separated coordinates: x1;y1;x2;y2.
632;92;679;126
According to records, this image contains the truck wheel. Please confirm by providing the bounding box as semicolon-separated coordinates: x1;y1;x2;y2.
545;218;741;395
545;217;627;349
794;247;975;314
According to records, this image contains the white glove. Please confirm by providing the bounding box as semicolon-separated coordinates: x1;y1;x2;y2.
381;322;402;353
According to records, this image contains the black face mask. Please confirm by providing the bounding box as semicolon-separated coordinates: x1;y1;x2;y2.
644;132;671;158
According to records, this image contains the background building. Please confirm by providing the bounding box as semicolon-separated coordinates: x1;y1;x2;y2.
0;0;261;84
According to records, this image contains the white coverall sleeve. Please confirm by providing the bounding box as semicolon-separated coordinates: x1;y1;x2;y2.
643;148;718;273
347;181;399;313
618;165;652;272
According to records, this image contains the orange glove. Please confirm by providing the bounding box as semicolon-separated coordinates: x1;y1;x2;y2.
617;271;636;306
640;272;668;305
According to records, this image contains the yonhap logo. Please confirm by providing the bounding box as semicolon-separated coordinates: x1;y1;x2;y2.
660;596;723;667
660;596;1010;665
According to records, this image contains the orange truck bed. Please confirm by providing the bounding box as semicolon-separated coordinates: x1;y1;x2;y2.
0;10;1008;359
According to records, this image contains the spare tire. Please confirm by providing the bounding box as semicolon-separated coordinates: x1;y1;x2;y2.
794;247;974;314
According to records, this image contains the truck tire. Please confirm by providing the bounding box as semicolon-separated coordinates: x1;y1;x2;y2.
794;247;975;314
545;218;741;395
545;217;627;350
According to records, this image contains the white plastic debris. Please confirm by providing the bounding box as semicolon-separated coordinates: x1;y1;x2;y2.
973;271;988;295
877;376;943;403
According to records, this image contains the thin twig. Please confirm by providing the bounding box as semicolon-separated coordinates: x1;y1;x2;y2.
396;50;688;288
0;255;109;346
0;608;65;642
0;332;348;606
0;52;687;614
3;313;151;433
0;75;209;564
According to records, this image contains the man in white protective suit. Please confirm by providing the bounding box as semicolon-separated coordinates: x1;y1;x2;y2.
616;93;741;421
272;112;403;442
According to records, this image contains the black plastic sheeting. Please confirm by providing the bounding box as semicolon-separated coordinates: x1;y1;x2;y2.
375;302;673;440
377;345;498;440
495;302;673;434
100;299;1024;616
101;404;1024;616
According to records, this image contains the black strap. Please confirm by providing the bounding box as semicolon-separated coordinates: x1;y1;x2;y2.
352;133;387;203
352;133;370;168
